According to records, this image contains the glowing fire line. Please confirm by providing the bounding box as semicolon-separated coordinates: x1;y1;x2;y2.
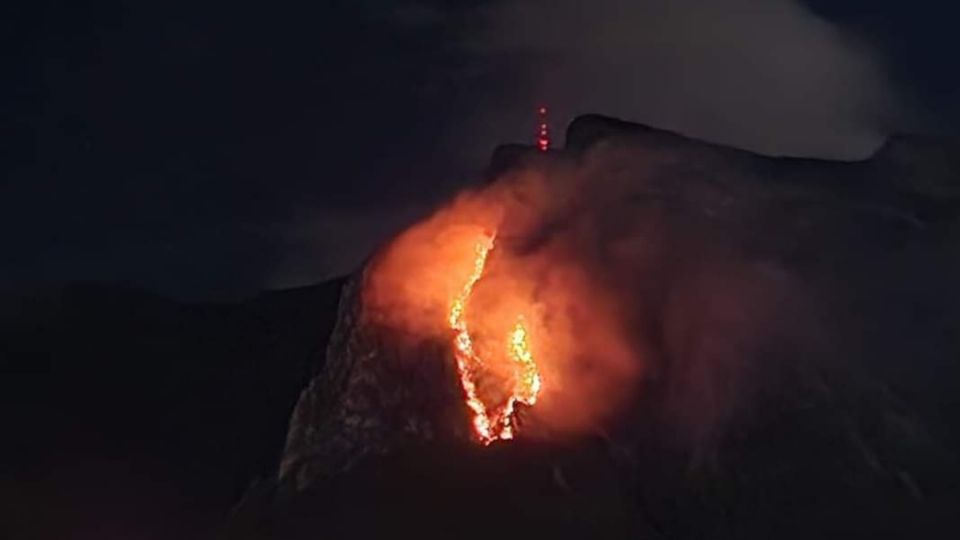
449;234;542;444
448;236;496;441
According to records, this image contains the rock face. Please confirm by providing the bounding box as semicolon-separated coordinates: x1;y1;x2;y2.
233;116;960;539
278;276;471;489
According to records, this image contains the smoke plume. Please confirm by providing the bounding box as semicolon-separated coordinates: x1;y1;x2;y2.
452;0;903;162
363;126;844;452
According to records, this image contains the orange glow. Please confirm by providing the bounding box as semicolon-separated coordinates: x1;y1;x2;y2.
448;233;542;444
364;177;641;446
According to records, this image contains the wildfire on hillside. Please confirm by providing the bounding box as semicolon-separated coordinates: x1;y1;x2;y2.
364;173;639;445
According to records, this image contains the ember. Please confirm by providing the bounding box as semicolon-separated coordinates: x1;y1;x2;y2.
449;233;542;444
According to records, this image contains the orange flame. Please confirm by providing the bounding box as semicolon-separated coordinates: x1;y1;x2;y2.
449;233;542;444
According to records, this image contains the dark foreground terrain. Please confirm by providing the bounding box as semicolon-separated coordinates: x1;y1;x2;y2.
1;280;342;539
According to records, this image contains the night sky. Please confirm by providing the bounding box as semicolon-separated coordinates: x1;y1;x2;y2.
4;0;958;299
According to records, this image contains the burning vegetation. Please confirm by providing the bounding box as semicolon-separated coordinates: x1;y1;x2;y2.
448;233;541;444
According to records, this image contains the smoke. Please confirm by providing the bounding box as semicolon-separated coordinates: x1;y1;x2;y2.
450;0;902;161
343;0;937;451
361;106;960;457
303;1;949;452
362;130;818;448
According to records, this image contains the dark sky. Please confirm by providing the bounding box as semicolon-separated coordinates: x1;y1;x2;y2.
3;0;958;299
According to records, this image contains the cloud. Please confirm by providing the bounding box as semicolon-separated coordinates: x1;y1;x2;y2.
278;0;909;294
457;0;904;159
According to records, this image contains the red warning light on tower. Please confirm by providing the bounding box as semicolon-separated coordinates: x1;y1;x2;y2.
537;106;550;152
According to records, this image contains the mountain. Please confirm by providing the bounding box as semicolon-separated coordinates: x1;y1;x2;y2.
226;115;960;539
5;114;960;539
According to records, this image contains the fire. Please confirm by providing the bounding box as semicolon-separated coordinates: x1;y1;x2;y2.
509;319;541;404
449;233;542;444
448;235;496;441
